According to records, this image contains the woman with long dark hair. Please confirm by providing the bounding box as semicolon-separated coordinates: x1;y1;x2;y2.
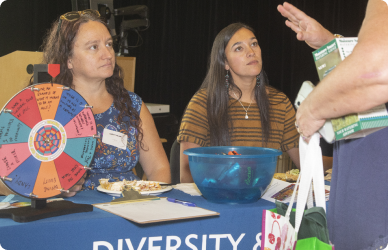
178;23;300;183
0;10;170;196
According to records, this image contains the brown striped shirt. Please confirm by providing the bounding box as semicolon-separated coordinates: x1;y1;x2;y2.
177;87;299;152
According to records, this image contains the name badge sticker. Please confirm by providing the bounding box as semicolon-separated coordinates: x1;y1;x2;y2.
102;128;128;150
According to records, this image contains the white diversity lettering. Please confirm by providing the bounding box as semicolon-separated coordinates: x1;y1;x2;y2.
93;233;248;250
166;236;181;250
185;234;198;250
252;233;262;250
209;234;229;249
227;234;245;250
148;236;162;250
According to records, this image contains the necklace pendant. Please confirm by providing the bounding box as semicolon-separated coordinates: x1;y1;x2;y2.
245;114;248;119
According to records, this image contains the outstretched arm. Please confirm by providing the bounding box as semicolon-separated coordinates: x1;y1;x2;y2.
277;2;335;49
287;147;332;171
180;141;201;183
138;103;171;183
286;147;300;169
294;0;388;138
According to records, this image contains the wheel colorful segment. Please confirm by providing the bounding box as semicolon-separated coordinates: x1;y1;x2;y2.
0;83;96;199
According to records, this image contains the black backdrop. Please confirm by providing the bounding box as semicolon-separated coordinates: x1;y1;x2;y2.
0;0;368;123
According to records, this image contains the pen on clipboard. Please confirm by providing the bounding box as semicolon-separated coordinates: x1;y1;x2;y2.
167;198;196;207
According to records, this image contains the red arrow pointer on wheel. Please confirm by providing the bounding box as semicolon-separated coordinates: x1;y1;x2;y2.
48;64;60;78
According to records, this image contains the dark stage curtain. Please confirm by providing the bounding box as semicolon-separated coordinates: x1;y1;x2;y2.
0;0;72;56
0;0;368;126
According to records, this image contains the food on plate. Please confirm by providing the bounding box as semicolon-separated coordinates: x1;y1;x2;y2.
273;169;299;182
273;173;287;181
98;179;163;192
287;169;299;176
324;168;332;181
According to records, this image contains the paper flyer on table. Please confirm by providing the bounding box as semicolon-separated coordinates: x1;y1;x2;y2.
261;179;330;203
93;197;219;224
172;183;202;196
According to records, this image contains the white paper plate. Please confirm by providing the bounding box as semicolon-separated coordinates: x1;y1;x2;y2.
96;184;172;196
0;202;10;209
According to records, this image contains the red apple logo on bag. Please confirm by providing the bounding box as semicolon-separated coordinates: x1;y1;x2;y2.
269;220;281;250
276;237;281;250
271;212;281;219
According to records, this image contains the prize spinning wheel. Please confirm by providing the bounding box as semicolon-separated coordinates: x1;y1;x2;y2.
0;82;97;200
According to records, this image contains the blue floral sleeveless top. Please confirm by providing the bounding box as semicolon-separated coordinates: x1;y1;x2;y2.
83;91;142;190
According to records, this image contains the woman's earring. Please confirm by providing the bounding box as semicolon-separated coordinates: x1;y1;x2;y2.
225;70;230;89
256;73;261;88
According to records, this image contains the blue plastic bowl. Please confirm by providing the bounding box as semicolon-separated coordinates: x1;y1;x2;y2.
184;146;281;204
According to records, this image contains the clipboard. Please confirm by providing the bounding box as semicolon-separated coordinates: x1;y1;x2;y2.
93;198;219;224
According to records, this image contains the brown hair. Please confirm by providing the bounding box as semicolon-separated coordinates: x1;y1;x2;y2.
200;23;272;146
32;12;144;148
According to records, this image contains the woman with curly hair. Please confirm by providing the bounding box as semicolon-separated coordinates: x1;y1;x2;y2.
0;10;170;197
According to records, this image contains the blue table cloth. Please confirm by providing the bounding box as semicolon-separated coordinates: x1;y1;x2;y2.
0;189;276;250
0;180;332;250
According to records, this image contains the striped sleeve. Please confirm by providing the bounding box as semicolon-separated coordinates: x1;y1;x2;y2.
177;90;210;146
